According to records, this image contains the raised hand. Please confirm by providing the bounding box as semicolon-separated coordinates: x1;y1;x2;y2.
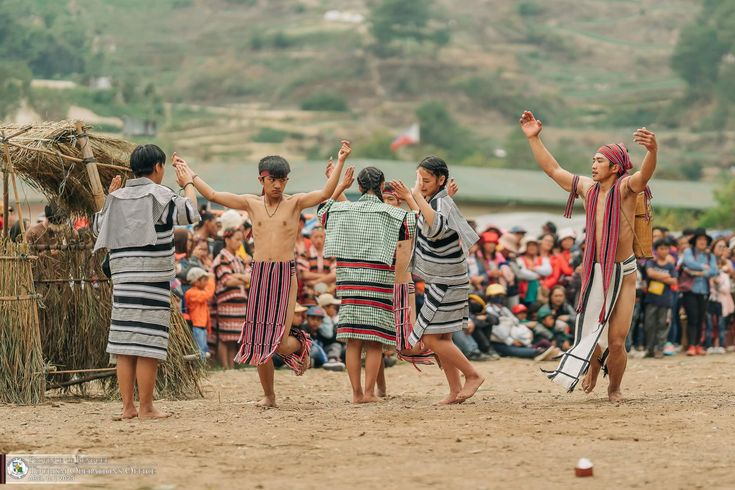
337;140;352;163
447;178;458;197
325;157;334;178
108;175;122;193
387;180;412;202
174;163;194;188
633;127;657;152
412;169;422;195
519;110;542;138
340;166;355;190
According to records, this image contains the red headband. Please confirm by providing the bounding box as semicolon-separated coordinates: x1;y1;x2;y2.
597;143;632;175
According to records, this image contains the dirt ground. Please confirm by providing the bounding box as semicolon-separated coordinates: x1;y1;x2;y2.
2;354;734;489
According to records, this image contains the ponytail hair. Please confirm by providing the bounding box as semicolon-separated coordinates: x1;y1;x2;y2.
418;155;449;190
357;166;385;202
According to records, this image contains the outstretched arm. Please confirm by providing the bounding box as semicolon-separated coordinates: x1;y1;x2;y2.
298;140;351;209
325;157;350;202
628;128;657;193
519;111;592;195
173;154;252;212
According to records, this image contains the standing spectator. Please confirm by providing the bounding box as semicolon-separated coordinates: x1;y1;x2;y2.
516;236;551;306
644;239;678;358
212;209;244;258
681;229;718;356
184;267;216;359
706;238;733;354
194;212;218;254
212;228;250;369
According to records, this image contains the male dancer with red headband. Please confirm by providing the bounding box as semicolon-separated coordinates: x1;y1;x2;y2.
174;142;352;407
520;111;657;402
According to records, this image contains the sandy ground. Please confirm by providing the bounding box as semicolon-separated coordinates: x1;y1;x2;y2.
2;354;734;489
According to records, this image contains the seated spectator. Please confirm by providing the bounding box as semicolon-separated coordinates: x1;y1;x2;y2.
547;285;576;331
484;283;558;361
467;294;500;360
467;243;489;293
536;305;572;351
305;306;345;371
513;303;553;351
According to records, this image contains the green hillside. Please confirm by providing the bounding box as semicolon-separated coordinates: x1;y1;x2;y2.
2;0;734;181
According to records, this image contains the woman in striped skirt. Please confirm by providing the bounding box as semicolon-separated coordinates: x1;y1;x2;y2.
319;167;415;403
94;145;199;420
391;156;485;404
212;228;250;369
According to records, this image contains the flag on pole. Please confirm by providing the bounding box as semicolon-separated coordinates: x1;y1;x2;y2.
390;123;420;151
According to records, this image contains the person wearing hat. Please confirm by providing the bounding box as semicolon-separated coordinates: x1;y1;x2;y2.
467;294;500;360
184;267;215;359
681;229;718;355
484;283;557;360
212;209;247;259
516;236;551;306
520;110;658;401
510;225;527;244
302;306;346;371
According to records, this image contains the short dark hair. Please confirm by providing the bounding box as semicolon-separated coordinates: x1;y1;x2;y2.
258;155;290;179
653;238;668;250
44;203;65;225
200;212;215;223
130;144;166;177
418;156;449;189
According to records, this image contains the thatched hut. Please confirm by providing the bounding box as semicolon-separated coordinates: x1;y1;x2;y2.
1;121;204;401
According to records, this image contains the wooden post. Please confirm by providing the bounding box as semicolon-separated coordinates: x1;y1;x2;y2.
2;152;7;239
2;132;27;240
74;121;105;212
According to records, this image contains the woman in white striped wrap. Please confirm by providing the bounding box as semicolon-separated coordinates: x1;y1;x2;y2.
389;156;486;405
94;145;199;420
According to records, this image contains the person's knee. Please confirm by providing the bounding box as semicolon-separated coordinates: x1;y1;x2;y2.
608;336;626;352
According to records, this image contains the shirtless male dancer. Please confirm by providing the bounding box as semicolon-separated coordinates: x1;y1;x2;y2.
520;110;657;402
174;141;351;407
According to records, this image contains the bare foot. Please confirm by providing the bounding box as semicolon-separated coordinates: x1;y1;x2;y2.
358;394;381;404
456;375;485;402
139;407;171;420
256;396;278;408
377;386;387;398
352;393;363;404
113;408;138;421
581;365;601;394
435;393;460;405
608;390;624;403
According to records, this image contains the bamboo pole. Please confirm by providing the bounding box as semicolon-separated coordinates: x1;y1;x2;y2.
2;131;25;239
2;143;8;239
75;121;106;212
47;371;115;390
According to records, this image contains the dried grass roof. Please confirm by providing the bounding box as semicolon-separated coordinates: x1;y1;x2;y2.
1;121;135;215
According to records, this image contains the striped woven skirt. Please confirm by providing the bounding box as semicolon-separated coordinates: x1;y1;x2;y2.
335;258;396;346
234;260;311;375
107;280;171;361
394;282;434;369
408;282;469;346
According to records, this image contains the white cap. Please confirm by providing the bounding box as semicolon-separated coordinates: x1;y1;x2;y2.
558;227;577;241
186;267;208;283
317;293;341;307
219;209;244;234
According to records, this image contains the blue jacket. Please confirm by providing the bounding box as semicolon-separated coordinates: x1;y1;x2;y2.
682;248;718;295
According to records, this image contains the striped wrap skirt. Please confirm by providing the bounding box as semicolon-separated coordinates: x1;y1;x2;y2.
408;282;470;347
107;280;171;361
